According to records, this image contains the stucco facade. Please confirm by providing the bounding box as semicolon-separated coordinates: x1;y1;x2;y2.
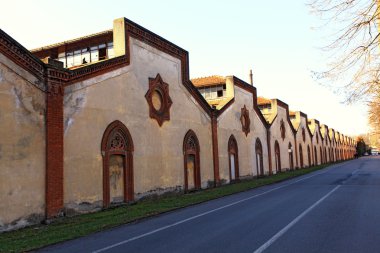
214;77;269;182
0;17;357;231
0;53;46;228
290;112;313;168
63;37;214;210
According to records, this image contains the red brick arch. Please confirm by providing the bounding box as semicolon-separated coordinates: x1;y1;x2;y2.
228;135;240;180
183;130;201;191
101;120;134;207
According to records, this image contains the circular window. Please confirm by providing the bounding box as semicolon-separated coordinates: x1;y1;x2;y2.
152;89;163;112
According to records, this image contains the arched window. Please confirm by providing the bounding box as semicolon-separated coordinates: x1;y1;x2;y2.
228;135;239;181
275;141;281;173
280;120;286;140
320;147;323;164
314;146;318;165
307;145;311;166
101;120;134;207
288;142;294;170
255;138;264;177
183;130;201;191
299;144;304;168
302;127;306;142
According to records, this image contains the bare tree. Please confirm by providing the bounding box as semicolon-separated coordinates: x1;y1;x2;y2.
310;0;380;103
369;94;380;131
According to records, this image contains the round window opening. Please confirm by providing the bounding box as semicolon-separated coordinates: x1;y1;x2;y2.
152;89;163;112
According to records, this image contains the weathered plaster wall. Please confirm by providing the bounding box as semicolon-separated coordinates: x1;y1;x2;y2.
295;115;313;167
63;37;213;209
217;86;268;182
310;123;323;165
0;53;46;230
269;106;295;172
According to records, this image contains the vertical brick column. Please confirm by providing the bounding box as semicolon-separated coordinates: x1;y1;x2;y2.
294;136;299;169
45;79;64;218
266;129;273;175
211;110;220;186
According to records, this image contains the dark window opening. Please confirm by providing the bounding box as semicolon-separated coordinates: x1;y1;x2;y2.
217;90;223;97
99;48;107;60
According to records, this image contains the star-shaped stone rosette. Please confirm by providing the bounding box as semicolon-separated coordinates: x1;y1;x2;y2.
240;105;251;136
145;74;173;126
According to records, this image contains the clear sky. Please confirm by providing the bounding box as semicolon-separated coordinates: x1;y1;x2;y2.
0;0;368;136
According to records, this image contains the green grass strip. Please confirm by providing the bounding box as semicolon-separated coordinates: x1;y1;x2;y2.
0;163;333;253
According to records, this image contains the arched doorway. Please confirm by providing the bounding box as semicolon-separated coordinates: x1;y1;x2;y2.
275;141;281;173
288;142;294;170
299;144;304;168
183;130;201;191
255;138;264;177
307;145;311;167
101;120;134;207
228;135;239;181
320;147;323;164
324;147;328;163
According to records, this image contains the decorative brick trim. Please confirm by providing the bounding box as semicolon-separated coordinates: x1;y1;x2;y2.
228;135;239;180
294;136;299;169
145;74;173;126
280;119;286;141
274;140;281;172
267;129;273;175
255;138;264;176
101;120;134;207
211;111;220;186
0;29;45;90
45;72;64;218
183;130;201;192
240;105;250;136
232;76;269;128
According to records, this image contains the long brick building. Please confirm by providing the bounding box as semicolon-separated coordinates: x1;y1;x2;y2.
0;17;356;231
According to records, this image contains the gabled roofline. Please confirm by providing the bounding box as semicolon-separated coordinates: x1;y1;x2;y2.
215;76;269;128
292;111;313;139
0;29;46;90
0;17;213;116
274;99;296;135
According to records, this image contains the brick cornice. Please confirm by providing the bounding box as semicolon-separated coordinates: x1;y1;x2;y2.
0;29;45;90
0;18;212;116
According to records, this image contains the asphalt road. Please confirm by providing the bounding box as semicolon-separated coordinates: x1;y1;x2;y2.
39;157;380;253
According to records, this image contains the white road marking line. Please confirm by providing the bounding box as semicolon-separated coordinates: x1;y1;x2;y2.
92;168;333;253
252;184;341;253
351;169;359;175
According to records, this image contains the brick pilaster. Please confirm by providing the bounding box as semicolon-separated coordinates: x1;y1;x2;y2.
211;110;220;186
45;76;64;218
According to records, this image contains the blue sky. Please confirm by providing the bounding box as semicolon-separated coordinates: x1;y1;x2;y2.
0;0;367;136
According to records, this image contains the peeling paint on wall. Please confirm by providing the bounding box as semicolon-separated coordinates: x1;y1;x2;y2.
64;89;86;134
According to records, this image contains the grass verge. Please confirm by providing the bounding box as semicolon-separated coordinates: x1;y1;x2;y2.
0;163;333;252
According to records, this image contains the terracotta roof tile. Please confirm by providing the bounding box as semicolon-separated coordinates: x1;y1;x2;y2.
257;97;271;105
289;111;296;116
191;75;225;87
